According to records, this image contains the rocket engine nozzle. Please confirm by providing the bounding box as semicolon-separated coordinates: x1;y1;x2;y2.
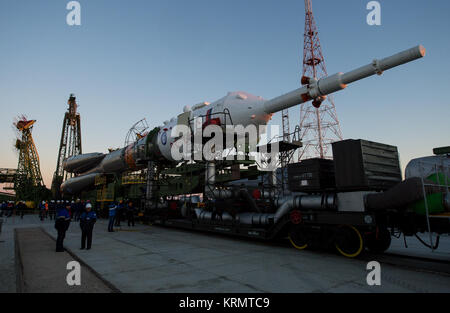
312;96;327;108
301;76;312;85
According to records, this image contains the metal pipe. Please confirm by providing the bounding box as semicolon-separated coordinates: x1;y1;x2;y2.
145;161;154;210
274;196;298;223
274;194;337;223
194;193;337;226
239;189;261;213
204;162;216;199
238;212;274;226
211;189;233;199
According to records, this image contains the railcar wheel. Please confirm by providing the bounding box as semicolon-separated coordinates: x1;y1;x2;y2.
366;227;391;253
288;226;308;250
334;225;364;258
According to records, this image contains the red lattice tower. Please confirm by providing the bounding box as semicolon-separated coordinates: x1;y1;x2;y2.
298;0;343;160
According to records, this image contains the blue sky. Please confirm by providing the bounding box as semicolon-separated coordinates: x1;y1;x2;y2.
0;0;449;187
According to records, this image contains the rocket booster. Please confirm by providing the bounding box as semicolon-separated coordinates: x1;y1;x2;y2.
61;45;425;195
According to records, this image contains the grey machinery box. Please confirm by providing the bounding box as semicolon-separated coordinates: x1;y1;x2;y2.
287;158;335;192
331;139;402;191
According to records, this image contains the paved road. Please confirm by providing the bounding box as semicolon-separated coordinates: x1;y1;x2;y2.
2;214;449;293
41;218;450;293
0;216;19;292
15;227;114;293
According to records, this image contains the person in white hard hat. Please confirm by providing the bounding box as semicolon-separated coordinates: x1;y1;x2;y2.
79;203;97;250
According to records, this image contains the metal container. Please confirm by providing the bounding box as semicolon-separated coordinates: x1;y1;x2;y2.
332;139;402;191
287;159;335;192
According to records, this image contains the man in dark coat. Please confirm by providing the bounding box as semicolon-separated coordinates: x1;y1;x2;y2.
79;203;97;250
126;201;136;227
55;202;71;252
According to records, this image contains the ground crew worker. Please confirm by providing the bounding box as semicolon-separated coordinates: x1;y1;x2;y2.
80;203;97;250
49;200;56;220
115;200;124;226
0;201;6;217
126;201;136;227
56;200;61;214
65;200;71;218
108;203;116;232
7;201;14;217
39;201;46;221
55;202;71;252
17;201;26;219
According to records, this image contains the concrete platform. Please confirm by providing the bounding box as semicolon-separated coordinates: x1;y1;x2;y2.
41;218;450;293
1;214;450;293
15;227;114;293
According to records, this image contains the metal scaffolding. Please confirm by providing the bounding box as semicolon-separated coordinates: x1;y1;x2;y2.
298;0;343;160
51;94;82;198
13;117;45;201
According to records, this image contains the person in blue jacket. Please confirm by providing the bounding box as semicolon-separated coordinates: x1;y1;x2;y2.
115;200;124;227
39;200;46;221
108;203;116;232
55;202;71;252
80;203;97;250
0;201;6;217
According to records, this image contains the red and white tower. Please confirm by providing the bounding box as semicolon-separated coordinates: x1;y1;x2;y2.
298;0;343;160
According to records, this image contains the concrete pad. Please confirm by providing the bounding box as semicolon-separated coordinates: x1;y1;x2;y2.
0;219;17;292
41;220;450;293
1;214;446;293
15;227;114;293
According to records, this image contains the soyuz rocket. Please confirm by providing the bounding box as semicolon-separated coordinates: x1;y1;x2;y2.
61;45;426;195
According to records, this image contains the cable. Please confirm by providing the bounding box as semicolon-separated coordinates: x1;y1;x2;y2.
414;233;440;250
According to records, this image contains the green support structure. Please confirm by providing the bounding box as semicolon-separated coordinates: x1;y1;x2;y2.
13;118;48;203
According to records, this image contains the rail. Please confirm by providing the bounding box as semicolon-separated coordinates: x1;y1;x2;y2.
122;173;146;185
418;159;450;251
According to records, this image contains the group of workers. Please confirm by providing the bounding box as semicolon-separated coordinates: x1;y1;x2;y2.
107;200;137;232
54;199;138;252
1;198;139;252
38;199;86;221
0;201;28;218
55;201;97;252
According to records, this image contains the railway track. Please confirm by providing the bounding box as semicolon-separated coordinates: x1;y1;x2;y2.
151;223;450;275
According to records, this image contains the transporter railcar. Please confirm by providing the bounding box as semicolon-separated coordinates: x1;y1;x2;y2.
147;141;450;258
